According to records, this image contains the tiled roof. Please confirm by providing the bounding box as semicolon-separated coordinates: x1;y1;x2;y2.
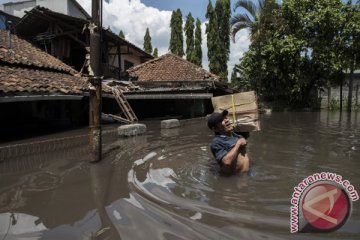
128;53;219;81
14;6;153;60
0;30;76;74
0;65;86;95
0;30;87;96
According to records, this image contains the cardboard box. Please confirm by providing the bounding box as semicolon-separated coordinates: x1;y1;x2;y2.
211;91;260;132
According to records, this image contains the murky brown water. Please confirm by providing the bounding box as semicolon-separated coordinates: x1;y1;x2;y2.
0;111;359;240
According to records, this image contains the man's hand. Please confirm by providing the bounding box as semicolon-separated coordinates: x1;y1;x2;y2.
236;138;247;147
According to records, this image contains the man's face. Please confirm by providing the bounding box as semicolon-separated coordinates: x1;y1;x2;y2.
215;117;233;133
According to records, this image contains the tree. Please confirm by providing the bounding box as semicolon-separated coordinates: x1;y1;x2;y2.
169;9;184;57
231;64;251;91
185;12;195;63
230;65;237;83
205;0;232;80
234;0;358;109
206;0;222;78
194;18;203;67
281;0;353;108
232;0;263;43
119;30;125;38
153;47;158;58
215;0;231;80
143;27;152;54
231;0;279;94
343;2;360;112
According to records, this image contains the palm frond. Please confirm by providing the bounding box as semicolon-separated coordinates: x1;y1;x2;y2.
230;13;252;26
233;0;259;18
258;0;265;12
231;21;251;42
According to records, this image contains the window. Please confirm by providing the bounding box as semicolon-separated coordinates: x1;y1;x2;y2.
124;60;134;70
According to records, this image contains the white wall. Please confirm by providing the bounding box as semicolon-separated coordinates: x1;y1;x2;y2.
122;54;141;70
107;46;142;71
67;0;87;19
36;0;68;15
3;0;88;19
3;0;36;18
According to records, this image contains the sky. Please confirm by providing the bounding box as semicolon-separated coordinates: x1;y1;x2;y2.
0;0;251;80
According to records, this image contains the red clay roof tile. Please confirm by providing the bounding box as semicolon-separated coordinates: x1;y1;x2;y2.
0;65;87;95
0;30;88;96
128;53;219;81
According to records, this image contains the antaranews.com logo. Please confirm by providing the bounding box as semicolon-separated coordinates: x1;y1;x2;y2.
290;172;359;233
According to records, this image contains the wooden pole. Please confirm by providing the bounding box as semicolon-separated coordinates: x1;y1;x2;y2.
89;0;102;163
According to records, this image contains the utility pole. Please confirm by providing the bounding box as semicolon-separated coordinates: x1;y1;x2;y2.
89;0;102;162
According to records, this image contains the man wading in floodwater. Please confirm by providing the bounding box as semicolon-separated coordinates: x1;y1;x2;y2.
208;110;250;175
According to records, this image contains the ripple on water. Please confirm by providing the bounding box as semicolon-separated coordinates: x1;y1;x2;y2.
124;131;291;239
122;114;360;239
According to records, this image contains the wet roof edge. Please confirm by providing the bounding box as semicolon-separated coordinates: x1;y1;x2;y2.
0;94;84;103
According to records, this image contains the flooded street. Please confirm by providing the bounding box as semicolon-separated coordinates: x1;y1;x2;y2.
0;111;359;240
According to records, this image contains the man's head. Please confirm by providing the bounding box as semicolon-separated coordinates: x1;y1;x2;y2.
207;110;233;133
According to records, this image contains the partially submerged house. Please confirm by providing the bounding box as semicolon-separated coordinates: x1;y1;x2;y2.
124;53;237;118
1;1;237;134
0;29;89;139
11;6;153;79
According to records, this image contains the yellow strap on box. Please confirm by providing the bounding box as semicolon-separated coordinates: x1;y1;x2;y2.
231;95;236;126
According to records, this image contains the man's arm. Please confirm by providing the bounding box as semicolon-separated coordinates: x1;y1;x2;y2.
222;138;247;166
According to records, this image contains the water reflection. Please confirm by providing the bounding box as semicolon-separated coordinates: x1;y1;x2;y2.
0;112;359;239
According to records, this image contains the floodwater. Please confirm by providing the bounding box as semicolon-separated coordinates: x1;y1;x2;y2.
0;111;359;240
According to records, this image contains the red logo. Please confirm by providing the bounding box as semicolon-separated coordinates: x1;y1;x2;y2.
301;183;351;232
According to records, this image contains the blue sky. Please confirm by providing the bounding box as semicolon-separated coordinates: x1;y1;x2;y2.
141;0;216;22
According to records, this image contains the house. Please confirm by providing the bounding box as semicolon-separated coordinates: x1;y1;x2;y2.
125;53;238;118
0;29;89;140
2;0;90;19
0;10;20;30
319;70;360;109
13;6;153;79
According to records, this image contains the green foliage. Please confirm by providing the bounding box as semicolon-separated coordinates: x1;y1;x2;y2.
185;12;196;63
230;65;237;83
153;48;158;58
169;9;184;57
230;64;251;91
328;98;340;111
194;18;202;67
118;30;125;39
206;0;230;81
215;0;231;79
232;0;360;108
231;0;279;43
143;27;152;54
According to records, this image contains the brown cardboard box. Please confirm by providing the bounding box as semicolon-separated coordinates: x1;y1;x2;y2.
211;91;260;132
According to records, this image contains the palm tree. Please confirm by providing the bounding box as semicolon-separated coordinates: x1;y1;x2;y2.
230;0;279;97
230;0;278;43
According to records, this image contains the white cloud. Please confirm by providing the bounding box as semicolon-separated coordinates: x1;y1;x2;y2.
72;0;251;80
228;29;251;80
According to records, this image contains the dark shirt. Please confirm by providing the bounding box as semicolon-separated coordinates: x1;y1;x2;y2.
210;132;243;165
